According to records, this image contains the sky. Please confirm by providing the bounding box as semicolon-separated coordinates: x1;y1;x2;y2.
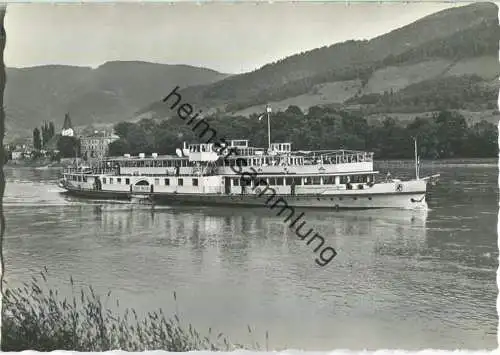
5;1;468;74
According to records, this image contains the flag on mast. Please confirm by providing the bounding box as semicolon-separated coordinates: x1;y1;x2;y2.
258;105;272;120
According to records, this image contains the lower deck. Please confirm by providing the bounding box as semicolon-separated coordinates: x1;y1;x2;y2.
60;184;427;210
60;170;429;210
62;171;421;195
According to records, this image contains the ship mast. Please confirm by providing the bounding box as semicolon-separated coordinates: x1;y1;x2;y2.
266;104;272;151
414;137;419;180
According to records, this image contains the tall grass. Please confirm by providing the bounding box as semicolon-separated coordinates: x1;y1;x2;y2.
2;268;268;351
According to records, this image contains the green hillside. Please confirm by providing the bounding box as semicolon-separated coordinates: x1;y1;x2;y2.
136;2;499;119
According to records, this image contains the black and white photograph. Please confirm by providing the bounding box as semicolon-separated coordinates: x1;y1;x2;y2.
0;1;498;351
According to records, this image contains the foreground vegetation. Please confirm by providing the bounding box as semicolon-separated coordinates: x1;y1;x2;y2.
110;108;497;160
2;270;266;351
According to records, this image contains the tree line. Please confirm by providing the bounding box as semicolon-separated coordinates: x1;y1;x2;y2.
25;119;80;160
109;106;497;159
32;121;55;150
346;75;497;114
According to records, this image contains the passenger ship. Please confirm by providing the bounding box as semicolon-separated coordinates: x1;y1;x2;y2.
59;137;440;210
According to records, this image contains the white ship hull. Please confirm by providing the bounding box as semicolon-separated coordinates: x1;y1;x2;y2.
60;179;429;210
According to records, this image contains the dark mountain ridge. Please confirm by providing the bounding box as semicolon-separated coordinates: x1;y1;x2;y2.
5;61;229;138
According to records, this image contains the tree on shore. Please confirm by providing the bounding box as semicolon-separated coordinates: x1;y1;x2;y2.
108;139;131;157
40;121;55;148
57;135;80;158
32;127;42;150
48;121;55;140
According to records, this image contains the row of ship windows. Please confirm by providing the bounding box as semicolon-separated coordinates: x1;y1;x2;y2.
71;175;89;182
101;177;198;187
68;175;372;186
103;177;131;185
68;175;199;186
231;175;372;186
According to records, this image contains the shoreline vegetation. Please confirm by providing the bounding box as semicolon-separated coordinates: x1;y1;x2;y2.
2;269;268;351
5;159;66;168
5;157;78;169
108;105;497;160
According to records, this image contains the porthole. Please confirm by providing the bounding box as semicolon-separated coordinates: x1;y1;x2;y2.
368;197;372;200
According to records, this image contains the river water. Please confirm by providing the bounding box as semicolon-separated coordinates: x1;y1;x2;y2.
3;160;498;350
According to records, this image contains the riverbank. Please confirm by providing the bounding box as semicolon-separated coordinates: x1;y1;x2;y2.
373;157;497;170
5;158;75;169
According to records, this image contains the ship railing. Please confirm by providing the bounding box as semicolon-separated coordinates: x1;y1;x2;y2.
221;149;374;166
63;167;94;174
92;168;119;175
229;148;371;158
294;150;374;162
279;150;374;165
63;167;119;175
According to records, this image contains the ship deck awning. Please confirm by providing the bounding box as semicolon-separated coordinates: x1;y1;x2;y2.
106;155;184;161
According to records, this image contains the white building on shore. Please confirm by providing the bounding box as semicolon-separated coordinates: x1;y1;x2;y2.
61;113;75;137
80;131;119;160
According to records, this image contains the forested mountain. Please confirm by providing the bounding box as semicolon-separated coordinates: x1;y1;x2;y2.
109;108;498;159
137;2;499;119
5;61;228;138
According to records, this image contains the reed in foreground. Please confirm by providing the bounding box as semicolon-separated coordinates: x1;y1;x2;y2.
2;269;268;351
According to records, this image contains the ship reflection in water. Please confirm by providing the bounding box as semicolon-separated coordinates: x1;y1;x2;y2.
91;202;429;263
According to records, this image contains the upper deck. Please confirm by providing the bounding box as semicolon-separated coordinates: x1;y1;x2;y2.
70;139;375;176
